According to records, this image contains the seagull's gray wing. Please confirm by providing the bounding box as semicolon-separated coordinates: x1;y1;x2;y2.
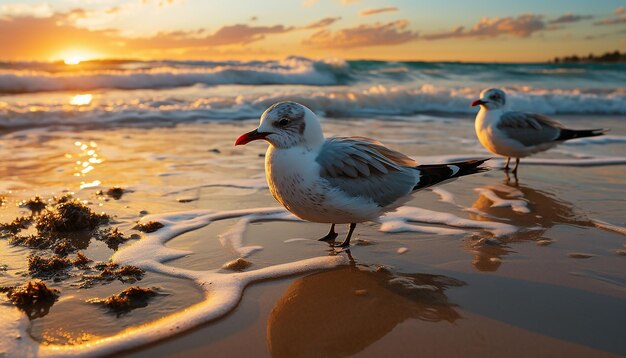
498;111;564;147
316;137;417;207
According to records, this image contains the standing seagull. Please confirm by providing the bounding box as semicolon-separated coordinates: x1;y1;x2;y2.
472;88;607;174
235;101;489;247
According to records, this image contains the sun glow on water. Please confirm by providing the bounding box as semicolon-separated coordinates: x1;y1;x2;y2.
70;94;93;106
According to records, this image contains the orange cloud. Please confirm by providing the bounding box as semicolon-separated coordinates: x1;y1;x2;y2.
0;10;117;60
303;17;342;29
303;20;418;48
360;7;399;17
423;14;548;40
0;10;294;60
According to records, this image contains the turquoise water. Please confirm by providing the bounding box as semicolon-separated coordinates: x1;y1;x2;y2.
0;57;624;129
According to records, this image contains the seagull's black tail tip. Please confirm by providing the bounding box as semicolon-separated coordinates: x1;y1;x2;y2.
557;128;608;141
412;158;491;191
449;158;492;176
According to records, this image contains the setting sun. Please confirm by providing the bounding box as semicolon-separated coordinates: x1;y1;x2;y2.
64;56;85;65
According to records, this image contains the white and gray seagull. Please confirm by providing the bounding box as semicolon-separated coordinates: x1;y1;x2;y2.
472;88;607;174
235;101;489;247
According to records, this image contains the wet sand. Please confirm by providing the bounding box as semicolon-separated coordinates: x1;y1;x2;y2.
0;116;625;357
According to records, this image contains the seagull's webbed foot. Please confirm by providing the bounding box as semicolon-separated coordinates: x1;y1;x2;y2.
503;157;511;171
318;224;338;242
331;223;357;248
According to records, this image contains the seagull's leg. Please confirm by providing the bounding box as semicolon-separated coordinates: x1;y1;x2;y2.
318;224;338;241
512;158;520;174
503;157;510;170
334;223;357;248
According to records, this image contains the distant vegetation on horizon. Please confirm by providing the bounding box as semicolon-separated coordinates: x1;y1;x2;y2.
551;50;626;64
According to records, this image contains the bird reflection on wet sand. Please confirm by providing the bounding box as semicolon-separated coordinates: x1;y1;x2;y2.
466;179;594;272
267;263;464;358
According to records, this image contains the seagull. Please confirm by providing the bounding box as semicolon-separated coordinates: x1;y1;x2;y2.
235;101;489;247
472;88;607;174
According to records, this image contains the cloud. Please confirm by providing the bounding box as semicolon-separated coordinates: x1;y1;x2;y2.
130;24;294;49
340;0;361;4
302;20;418;48
360;7;399;17
593;7;626;26
0;10;294;60
594;14;626;26
0;3;53;18
303;17;341;29
0;11;118;59
548;13;593;24
422;14;547;40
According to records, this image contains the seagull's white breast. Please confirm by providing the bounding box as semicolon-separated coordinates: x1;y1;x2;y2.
265;145;382;224
475;109;533;158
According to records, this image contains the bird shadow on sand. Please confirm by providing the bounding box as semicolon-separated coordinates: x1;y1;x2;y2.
266;253;465;358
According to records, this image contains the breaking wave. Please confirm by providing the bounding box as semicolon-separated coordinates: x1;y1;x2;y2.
0;57;625;128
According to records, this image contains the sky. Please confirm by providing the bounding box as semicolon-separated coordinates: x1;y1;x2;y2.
0;0;625;62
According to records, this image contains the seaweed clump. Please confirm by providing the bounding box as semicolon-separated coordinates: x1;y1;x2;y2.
79;262;145;288
28;254;73;279
106;187;125;200
134;221;164;233
72;252;91;268
97;227;129;250
88;286;157;314
9;234;50;250
96;187;126;200
35;199;109;233
1;280;59;319
19;196;47;214
0;216;32;235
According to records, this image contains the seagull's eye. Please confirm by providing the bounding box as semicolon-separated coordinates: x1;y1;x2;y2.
278;118;289;126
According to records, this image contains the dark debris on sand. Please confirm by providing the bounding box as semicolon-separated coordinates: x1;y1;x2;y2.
222;258;253;271
0;216;33;235
1;195;145;289
19;196;47;214
52;241;76;256
72;252;91;268
134;221;164;233
96;227;130;250
96;187;126;200
1;280;59;319
2;197;135;255
35;199;109;234
79;262;145;288
28;254;73;279
52;193;74;204
88;286;158;314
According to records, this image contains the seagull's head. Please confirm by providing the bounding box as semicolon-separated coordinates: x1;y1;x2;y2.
235;101;324;149
471;88;507;110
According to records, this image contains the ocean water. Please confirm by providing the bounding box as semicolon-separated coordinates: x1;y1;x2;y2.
1;57;625;130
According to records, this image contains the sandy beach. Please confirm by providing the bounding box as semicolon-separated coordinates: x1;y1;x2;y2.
1;111;625;356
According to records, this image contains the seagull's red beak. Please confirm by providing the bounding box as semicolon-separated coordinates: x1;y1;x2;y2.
471;99;486;107
235;129;270;146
